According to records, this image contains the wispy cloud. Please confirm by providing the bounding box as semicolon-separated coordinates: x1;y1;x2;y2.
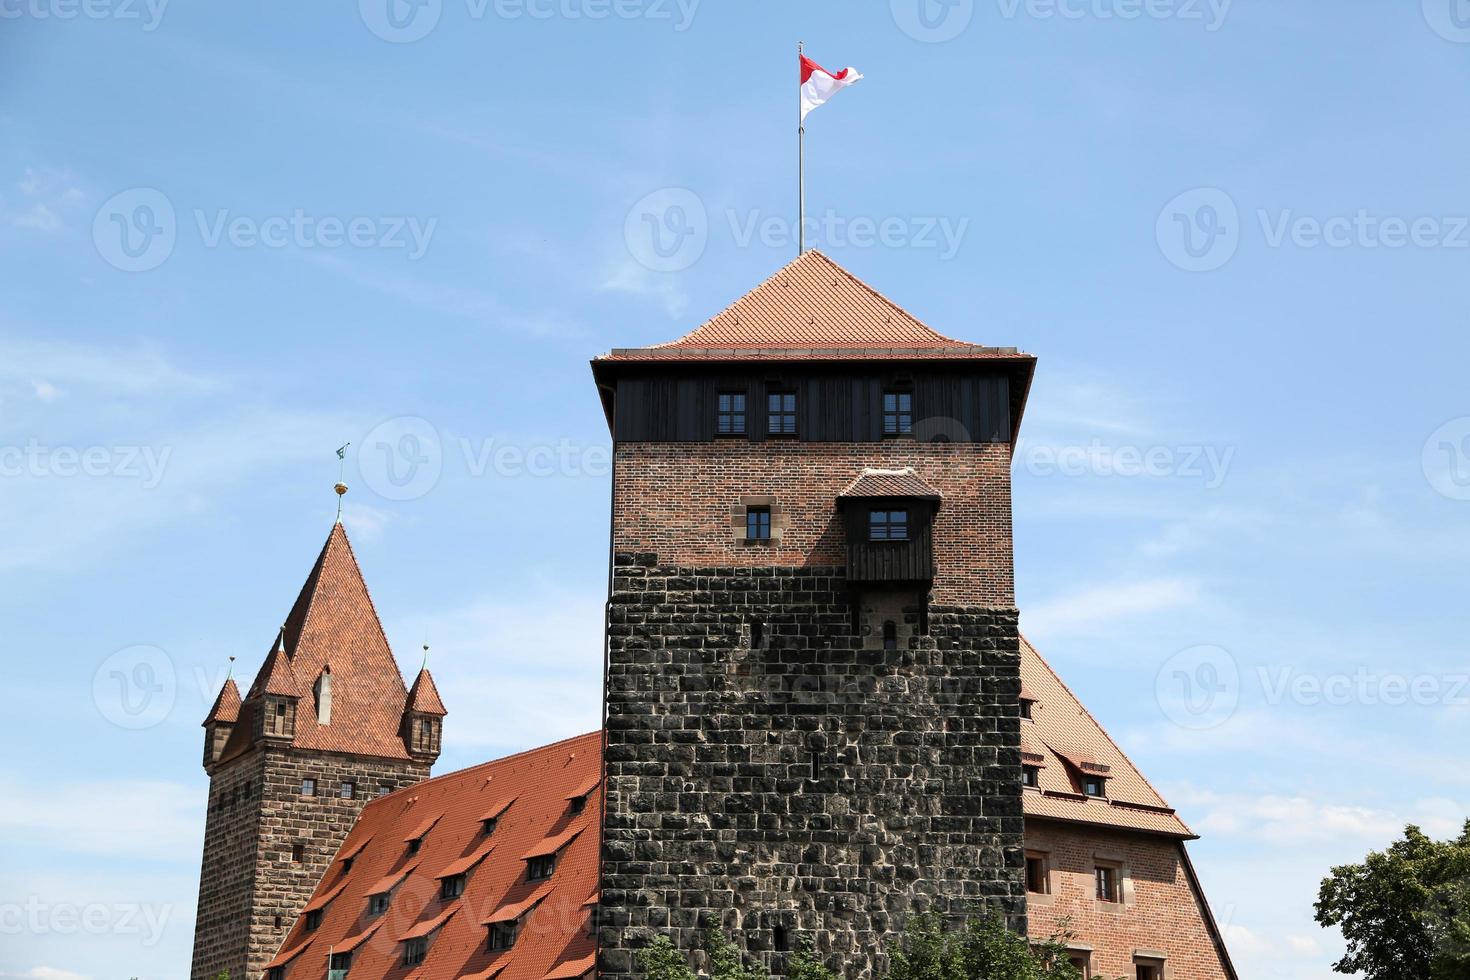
0;775;200;863
1024;577;1200;638
599;257;690;318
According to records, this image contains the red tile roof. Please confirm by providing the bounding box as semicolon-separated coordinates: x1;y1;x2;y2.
838;467;942;501
595;251;1032;364
274;731;601;980
407;668;448;716
1020;636;1194;838
221;524;431;764
202;678;241;725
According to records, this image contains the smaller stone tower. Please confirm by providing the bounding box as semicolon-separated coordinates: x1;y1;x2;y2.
190;522;447;980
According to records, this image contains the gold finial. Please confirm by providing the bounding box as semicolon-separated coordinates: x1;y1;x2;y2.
334;443;351;522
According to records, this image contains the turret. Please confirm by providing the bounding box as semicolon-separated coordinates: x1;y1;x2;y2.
201;678;240;771
249;634;302;742
402;664;447;764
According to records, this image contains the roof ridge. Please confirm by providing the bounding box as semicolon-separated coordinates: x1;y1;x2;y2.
1020;634;1192;835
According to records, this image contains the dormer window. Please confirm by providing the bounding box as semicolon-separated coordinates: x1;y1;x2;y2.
882;391;913;436
368;893;390;915
569;794;587;816
403;937;427;967
305;908;323;931
441;873;466;899
767;391;797;436
717;392;746;435
527;854;556;881
489;920;518;950
329;950;352;977
407;838;421;855
869;509;908;541
482;817;499;836
1020;698;1035;720
1023;765;1041;788
1083;776;1107;798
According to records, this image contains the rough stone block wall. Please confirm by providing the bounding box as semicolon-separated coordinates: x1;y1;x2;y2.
611;442;1015;605
598;557;1026;980
1024;820;1231;980
190;747;429;980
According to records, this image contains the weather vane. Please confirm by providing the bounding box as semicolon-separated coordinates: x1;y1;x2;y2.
334;443;350;521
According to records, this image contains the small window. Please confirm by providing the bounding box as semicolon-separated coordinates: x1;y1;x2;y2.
407;837;422;855
482;817;499;836
1095;864;1121;903
1020;698;1034;720
569;794;587;816
882;621;898;652
767;391;797;436
1083;776;1107;798
1136;961;1164;980
305;908;323;931
377;783;393;797
290;844;304;863
869;509;909;541
489;920;518;950
527;854;556;881
369;893;390;915
403;936;427;967
1068;952;1091;979
1023;765;1040;788
339;781;355;800
717;392;746;436
750;617;765;650
329;950;352;977
342;856;355;873
1025;854;1049;894
442;873;466;900
746;506;771;541
883;391;913;436
267;968;285;980
301;778;316;797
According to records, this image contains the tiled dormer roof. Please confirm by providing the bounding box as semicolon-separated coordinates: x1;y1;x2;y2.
221;524;419;764
838;467;942;501
274;731;600;980
406;667;448;716
1020;636;1193;838
202;678;241;726
595;250;1032;363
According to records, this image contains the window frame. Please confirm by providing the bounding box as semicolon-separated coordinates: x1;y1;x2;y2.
882;389;914;437
716;391;747;437
1135;959;1165;980
868;508;910;542
1095;863;1122;904
1022;765;1041;788
301;777;316;797
305;908;323;931
1082;775;1108;798
368;892;391;916
489;920;518;951
1025;852;1050;895
403;936;427;967
745;506;772;542
328;950;352;978
527;854;556;882
441;873;467;900
766;390;798;437
290;843;305;864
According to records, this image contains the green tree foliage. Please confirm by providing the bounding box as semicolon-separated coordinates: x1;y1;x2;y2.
1316;822;1470;980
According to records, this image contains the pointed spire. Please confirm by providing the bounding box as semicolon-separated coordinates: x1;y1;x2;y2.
254;645;303;699
405;667;447;717
202;678;241;727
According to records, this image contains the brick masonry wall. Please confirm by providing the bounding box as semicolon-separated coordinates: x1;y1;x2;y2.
598;557;1026;980
612;442;1015;606
1024;820;1231;980
190;745;429;980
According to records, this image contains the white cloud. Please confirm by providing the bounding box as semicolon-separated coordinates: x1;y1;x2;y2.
30;380;62;402
12;203;64;234
2;967;91;980
1024;577;1200;638
0;776;200;863
339;502;395;541
599;257;690;318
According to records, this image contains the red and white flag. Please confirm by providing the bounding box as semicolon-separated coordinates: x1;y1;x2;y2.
800;55;863;122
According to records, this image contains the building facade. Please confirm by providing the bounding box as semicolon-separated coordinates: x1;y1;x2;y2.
191;523;447;980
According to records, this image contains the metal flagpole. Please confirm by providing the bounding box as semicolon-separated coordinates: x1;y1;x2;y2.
798;40;805;256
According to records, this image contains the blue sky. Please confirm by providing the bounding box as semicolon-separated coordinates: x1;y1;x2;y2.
3;2;1470;978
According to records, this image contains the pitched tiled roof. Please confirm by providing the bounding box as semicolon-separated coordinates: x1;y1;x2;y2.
595;251;1032;363
274;731;601;980
221;524;420;764
202;678;241;725
1020;636;1194;838
407;668;448;716
838;467;942;501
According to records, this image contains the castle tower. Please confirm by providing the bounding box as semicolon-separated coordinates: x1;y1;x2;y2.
592;251;1037;978
190;523;446;980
